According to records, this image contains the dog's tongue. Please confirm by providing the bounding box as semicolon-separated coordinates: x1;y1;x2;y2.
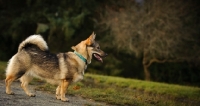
94;54;103;63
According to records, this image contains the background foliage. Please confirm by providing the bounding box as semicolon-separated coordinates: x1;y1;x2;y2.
0;0;200;86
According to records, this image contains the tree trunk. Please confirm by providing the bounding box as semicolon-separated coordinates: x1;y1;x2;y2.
143;64;151;81
143;56;167;81
143;51;151;81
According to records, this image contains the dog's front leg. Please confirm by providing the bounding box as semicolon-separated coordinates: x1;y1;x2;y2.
60;79;69;102
56;85;61;100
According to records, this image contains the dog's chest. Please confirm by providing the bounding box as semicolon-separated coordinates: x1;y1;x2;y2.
73;73;83;82
72;65;87;82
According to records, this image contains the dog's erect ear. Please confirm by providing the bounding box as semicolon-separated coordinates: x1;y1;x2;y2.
85;32;96;46
71;46;76;51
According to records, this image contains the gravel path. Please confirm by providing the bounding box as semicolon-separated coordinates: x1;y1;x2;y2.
0;80;111;106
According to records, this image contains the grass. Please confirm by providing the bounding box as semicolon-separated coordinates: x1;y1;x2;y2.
77;74;200;105
0;61;200;106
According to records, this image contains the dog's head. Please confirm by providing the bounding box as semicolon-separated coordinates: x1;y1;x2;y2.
72;32;107;64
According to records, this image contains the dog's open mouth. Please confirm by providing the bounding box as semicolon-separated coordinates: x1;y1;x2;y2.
93;53;103;63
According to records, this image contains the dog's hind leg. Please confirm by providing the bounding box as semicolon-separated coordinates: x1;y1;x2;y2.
5;59;22;95
5;75;17;95
20;74;35;97
60;79;70;102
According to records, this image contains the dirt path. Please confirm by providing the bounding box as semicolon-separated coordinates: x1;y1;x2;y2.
0;80;112;106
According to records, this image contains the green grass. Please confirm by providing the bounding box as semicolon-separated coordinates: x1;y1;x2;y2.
0;61;200;105
88;74;200;99
77;74;200;105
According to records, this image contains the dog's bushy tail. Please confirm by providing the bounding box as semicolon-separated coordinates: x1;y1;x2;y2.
18;35;48;52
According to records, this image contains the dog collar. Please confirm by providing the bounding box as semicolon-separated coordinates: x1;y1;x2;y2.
74;51;87;64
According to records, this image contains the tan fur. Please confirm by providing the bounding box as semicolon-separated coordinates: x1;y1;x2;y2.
5;33;107;102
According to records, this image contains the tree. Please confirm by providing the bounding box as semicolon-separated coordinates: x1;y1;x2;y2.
102;0;200;80
0;0;97;60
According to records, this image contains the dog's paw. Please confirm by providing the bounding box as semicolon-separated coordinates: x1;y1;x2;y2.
61;97;69;102
6;91;15;95
28;93;36;97
56;95;61;100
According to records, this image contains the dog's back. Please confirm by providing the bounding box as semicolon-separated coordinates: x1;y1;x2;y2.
5;35;51;96
5;35;49;78
6;35;67;84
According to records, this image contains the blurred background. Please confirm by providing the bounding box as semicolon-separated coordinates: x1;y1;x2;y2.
0;0;200;86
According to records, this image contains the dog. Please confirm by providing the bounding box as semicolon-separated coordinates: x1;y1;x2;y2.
5;32;107;102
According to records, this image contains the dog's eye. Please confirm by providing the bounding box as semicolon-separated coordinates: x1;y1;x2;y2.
97;47;100;49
